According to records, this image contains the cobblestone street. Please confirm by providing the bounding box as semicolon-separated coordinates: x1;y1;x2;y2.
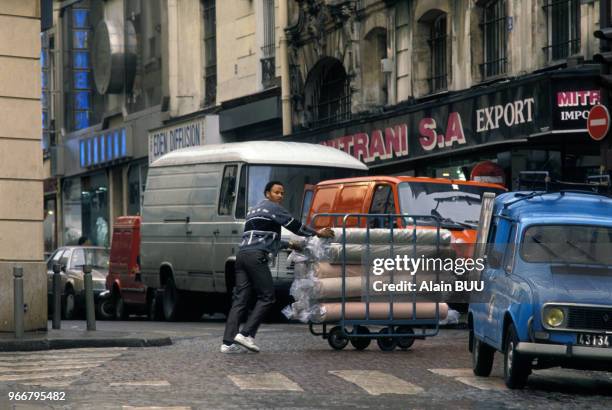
1;321;612;409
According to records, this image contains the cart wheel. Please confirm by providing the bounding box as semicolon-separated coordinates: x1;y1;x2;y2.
350;326;371;350
395;326;415;350
377;328;397;351
328;326;349;350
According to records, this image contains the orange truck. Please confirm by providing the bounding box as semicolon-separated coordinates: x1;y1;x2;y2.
304;176;506;256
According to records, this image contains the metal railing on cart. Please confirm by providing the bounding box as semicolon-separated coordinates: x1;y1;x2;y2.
306;213;446;351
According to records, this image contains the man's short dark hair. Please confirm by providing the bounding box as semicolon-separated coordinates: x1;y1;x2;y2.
264;181;284;194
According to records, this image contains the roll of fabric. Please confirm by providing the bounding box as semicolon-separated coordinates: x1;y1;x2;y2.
313;274;443;299
325;243;454;264
315;302;448;322
310;262;364;278
332;227;452;245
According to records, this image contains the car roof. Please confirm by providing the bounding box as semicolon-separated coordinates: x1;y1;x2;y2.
316;175;506;190
56;246;108;252
150;141;368;170
495;191;612;224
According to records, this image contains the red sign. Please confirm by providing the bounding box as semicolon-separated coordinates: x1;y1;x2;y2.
587;104;610;141
470;161;506;187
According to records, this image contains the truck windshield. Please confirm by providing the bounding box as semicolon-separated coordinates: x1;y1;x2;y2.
521;225;612;266
248;165;363;216
398;182;505;227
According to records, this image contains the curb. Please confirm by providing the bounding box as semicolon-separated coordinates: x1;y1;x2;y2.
0;336;173;352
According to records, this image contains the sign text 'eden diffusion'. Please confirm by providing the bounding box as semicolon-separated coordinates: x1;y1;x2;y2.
148;119;205;164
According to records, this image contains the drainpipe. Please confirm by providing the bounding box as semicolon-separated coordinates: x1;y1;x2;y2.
279;0;292;136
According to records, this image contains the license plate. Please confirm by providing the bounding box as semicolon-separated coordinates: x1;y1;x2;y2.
577;333;610;347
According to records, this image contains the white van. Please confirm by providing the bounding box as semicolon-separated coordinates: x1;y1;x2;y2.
140;141;367;320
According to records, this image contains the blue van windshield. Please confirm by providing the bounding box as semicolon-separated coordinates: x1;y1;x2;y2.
521;225;612;266
247;165;363;216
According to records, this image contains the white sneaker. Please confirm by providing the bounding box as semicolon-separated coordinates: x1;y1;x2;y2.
220;343;244;354
234;333;260;352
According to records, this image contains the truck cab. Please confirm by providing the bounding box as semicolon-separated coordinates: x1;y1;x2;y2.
306;176;506;257
469;189;612;389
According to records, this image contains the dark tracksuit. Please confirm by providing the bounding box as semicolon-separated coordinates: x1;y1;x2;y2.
223;199;317;343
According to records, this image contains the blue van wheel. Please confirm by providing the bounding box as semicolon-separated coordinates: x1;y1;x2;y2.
504;325;530;389
471;330;494;376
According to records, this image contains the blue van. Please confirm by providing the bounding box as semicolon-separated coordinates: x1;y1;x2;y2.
469;188;612;389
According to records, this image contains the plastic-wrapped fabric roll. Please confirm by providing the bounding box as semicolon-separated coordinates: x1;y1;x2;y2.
309;262;364;278
314;302;448;322
313;274;442;299
331;227;452;245
325;243;454;264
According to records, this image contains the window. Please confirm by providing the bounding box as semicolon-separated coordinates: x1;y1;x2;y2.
305;58;351;128
62;1;104;131
369;185;396;228
482;0;506;77
203;0;217;104
47;249;65;270
521;225;612;265
128;162;148;215
486;219;502;268
300;189;314;224
429;14;447;92
235;167;247;219
218;165;238;215
503;224;517;273
261;0;276;87
64;4;92;131
41;32;56;153
126;0;163;112
544;0;580;61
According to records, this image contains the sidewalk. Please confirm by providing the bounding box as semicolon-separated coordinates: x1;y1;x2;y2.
0;322;172;352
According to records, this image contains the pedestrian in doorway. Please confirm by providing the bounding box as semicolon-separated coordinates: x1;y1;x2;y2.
222;180;334;353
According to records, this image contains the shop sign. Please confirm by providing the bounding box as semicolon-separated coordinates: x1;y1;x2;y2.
318;81;544;167
148;118;206;164
313;74;600;167
556;90;600;121
79;127;131;169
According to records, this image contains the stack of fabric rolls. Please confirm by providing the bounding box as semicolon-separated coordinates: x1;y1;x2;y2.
282;227;451;323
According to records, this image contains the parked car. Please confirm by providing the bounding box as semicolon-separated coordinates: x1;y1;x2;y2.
46;246;113;320
140;141;368;321
469;189;612;389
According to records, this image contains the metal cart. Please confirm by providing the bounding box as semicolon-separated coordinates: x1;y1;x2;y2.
307;213;445;351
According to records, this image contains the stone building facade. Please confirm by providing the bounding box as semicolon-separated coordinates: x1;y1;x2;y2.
0;0;46;332
285;0;607;187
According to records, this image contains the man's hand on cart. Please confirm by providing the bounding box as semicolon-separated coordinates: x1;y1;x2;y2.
316;227;335;239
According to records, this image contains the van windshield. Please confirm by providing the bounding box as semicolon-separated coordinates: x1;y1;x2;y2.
521;224;612;266
398;182;505;227
247;165;364;216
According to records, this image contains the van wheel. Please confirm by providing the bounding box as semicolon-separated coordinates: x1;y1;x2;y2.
504;325;530;389
163;277;181;321
471;330;494;376
148;291;163;321
96;298;115;320
114;294;127;320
